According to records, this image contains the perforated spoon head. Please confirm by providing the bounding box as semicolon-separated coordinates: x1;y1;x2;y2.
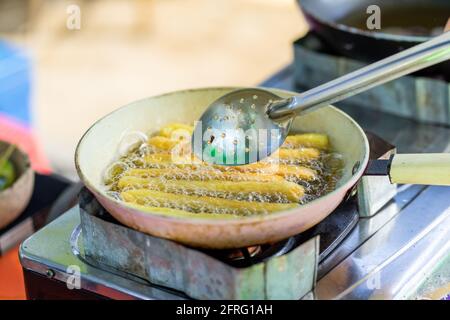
192;88;291;165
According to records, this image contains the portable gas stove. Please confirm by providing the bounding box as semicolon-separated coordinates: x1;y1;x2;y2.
19;34;450;300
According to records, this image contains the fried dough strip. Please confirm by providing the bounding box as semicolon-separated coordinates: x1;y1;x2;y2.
141;154;317;181
283;133;329;150
124;168;285;182
158;123;193;138
144;153;195;165
148;136;180;150
118;176;304;202
234;163;317;181
121;189;299;215
144;146;319;166
125;202;237;219
273;147;320;162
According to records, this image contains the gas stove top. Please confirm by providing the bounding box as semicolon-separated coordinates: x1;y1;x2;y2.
19;38;450;299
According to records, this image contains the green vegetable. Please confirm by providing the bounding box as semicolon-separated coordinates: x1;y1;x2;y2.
0;160;15;190
0;144;16;191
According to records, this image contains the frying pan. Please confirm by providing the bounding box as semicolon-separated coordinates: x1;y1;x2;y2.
75;88;450;249
297;0;450;76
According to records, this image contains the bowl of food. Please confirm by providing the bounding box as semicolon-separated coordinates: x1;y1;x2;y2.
0;142;34;229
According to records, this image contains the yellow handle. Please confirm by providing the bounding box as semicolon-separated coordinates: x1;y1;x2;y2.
390;153;450;186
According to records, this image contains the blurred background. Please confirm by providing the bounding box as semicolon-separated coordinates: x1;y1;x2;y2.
0;0;307;179
1;1;449;301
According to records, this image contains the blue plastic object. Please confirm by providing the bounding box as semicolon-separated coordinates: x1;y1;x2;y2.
0;40;31;125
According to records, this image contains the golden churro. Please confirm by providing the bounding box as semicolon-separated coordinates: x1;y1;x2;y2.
118;176;304;202
275;147;321;162
124;168;285;182
233;163;317;181
159;123;193;138
104;123;343;217
141;154;317;181
148;136;180;150
121;189;299;215
283;133;329;150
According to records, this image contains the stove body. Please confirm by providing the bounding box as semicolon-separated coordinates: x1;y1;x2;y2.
19;36;450;300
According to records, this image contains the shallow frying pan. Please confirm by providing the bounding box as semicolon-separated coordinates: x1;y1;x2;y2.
75;88;450;249
297;0;450;76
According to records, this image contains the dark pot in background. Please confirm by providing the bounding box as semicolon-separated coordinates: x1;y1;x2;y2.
297;0;450;78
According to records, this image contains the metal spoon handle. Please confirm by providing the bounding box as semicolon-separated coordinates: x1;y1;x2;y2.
268;31;450;120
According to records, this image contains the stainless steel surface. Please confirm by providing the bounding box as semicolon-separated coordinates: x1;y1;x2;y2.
412;254;450;299
315;186;450;299
19;66;450;300
269;31;450;120
317;184;426;278
357;134;397;217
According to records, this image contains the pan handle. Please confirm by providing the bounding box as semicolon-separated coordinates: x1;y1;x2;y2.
389;153;450;186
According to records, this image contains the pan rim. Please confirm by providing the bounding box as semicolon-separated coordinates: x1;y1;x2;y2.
75;86;370;225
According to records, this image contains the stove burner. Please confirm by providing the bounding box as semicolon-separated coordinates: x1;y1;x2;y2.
215;246;262;261
204;238;296;268
79;187;358;270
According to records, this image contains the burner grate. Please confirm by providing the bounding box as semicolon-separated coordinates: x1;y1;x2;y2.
78;188;320;299
79;187;358;269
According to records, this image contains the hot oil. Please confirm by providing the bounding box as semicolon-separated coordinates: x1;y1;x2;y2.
299;152;343;204
103;125;343;216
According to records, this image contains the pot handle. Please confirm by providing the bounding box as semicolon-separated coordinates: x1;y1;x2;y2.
390;153;450;186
